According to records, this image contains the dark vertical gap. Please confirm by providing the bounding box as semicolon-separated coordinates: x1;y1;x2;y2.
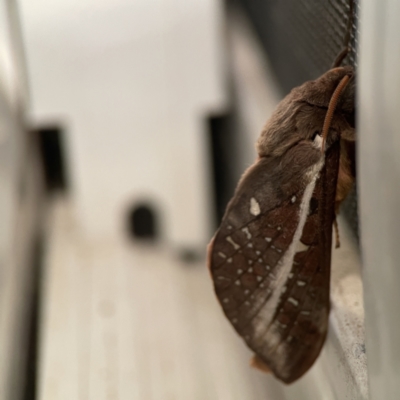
22;235;43;400
127;204;158;241
208;112;236;225
36;126;68;192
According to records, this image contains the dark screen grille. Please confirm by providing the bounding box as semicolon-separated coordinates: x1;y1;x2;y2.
239;0;359;237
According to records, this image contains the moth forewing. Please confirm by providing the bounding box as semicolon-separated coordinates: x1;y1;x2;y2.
208;67;355;384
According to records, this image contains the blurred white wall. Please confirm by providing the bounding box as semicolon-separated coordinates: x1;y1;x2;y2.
20;0;227;247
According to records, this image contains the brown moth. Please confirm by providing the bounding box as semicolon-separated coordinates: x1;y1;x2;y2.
207;66;355;383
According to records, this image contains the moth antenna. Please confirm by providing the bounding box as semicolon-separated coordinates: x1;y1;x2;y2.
333;217;341;248
321;74;351;153
332;0;355;68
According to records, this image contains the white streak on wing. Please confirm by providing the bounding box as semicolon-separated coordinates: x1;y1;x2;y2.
226;236;240;250
242;227;252;239
251;159;324;346
250;197;261;216
288;297;299;306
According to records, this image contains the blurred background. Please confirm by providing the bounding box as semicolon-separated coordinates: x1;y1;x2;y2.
0;0;378;399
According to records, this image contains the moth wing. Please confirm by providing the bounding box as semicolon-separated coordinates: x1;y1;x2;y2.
208;143;340;383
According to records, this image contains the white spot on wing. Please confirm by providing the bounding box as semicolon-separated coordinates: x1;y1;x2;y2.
291;196;296;203
226;236;240;250
288;297;299;306
218;252;226;258
242;227;252;239
227;258;232;263
265;237;272;242
313;133;323;149
250;197;261;216
237;269;243;274
223;298;229;303
297;280;306;286
235;280;241;286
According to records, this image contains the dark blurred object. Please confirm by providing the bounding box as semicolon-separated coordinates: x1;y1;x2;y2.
208;112;237;225
128;204;158;240
238;0;359;237
178;247;204;265
23;236;43;400
37;126;68;192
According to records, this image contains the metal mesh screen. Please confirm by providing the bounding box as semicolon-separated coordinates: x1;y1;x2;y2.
239;0;359;237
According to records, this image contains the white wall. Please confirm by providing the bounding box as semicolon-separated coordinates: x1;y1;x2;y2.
20;0;226;247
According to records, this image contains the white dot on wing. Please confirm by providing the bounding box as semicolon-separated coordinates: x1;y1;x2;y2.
288;297;299;306
250;197;261;216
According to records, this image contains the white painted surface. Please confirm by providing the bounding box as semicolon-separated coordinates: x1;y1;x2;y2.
39;197;286;400
19;0;226;246
358;0;400;398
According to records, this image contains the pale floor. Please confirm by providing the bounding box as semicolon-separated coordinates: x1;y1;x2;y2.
38;198;276;400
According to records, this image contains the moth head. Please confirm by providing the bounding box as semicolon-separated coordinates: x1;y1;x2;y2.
298;66;355;110
257;66;355;158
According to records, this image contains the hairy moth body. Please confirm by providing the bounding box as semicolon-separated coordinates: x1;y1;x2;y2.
208;67;355;383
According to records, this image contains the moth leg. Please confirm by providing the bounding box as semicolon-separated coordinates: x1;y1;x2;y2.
250;355;272;374
335;139;355;212
333;217;341;249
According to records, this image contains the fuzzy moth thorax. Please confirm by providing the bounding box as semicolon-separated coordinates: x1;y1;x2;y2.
256;67;355;159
